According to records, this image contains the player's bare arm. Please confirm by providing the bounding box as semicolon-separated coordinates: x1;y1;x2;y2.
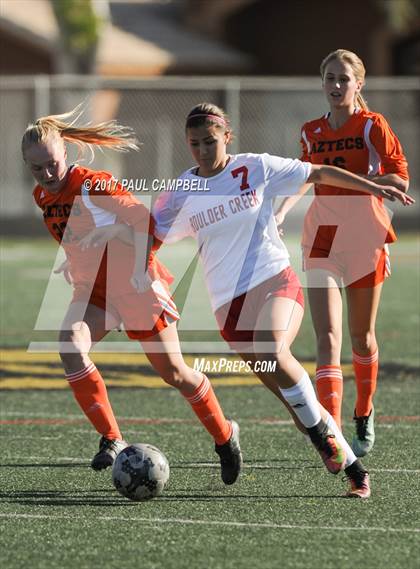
275;183;313;228
308;164;415;205
367;173;409;193
131;231;154;293
79;223;134;251
54;258;73;284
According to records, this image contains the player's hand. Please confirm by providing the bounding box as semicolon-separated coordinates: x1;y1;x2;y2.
130;268;153;293
54;260;73;285
275;211;285;236
79;225;122;251
375;185;415;205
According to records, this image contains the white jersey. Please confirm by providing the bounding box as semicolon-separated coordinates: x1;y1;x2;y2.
153;153;311;311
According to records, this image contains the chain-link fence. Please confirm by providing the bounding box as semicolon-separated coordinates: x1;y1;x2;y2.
1;75;419;225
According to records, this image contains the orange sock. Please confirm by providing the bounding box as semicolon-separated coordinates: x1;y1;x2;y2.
184;375;232;445
315;365;343;429
66;363;122;440
353;349;378;417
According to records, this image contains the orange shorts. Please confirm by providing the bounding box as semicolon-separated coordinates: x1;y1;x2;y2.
215;266;304;347
72;280;180;340
302;245;391;288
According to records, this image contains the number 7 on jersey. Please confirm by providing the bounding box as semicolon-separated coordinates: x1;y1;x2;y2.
231;166;250;191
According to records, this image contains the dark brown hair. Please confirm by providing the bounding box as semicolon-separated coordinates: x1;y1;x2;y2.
185;102;231;133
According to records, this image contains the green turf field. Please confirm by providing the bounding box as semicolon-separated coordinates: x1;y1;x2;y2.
0;235;419;568
0;380;419;569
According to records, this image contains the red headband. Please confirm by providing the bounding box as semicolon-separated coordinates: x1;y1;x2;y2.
187;113;226;126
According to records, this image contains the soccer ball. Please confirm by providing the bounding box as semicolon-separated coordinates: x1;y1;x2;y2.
112;443;170;501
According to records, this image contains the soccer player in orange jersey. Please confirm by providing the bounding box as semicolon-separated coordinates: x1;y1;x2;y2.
276;49;410;457
22;107;242;483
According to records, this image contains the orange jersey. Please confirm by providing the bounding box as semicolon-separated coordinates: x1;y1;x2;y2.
33;165;172;297
300;110;409;250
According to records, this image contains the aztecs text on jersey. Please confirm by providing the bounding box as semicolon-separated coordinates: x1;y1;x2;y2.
33;165;170;297
300;110;409;250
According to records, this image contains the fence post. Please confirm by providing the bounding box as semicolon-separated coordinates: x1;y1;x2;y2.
225;79;241;153
33;75;51;119
157;118;173;179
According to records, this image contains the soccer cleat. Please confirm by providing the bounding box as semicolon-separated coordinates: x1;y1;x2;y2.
345;469;371;499
352;407;375;457
214;420;243;485
91;436;128;471
309;429;346;474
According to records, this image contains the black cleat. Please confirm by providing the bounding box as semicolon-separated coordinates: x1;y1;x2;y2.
91;436;128;471
214;420;243;485
344;461;371;498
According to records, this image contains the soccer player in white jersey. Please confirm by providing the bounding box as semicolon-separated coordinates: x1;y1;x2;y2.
152;103;413;498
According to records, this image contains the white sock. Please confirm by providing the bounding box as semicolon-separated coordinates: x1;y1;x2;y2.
279;373;322;428
325;413;357;468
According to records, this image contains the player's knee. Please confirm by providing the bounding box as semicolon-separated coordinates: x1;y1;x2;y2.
160;363;190;389
273;345;293;372
58;329;88;364
316;331;341;358
350;329;376;353
254;342;292;374
59;328;81;349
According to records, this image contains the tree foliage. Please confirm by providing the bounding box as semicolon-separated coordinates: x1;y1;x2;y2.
51;0;103;72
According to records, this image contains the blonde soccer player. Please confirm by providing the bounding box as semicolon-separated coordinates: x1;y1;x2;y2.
22;107;242;483
275;49;410;457
149;102;413;498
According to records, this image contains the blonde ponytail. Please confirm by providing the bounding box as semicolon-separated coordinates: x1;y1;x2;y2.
22;103;140;161
355;92;369;111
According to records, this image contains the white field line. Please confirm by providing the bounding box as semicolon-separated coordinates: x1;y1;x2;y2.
0;513;418;534
377;424;416;429
1;457;419;474
0;412;84;418
0;430;178;437
0;413;196;422
0;436;59;441
166;464;420;474
0;412;417;429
